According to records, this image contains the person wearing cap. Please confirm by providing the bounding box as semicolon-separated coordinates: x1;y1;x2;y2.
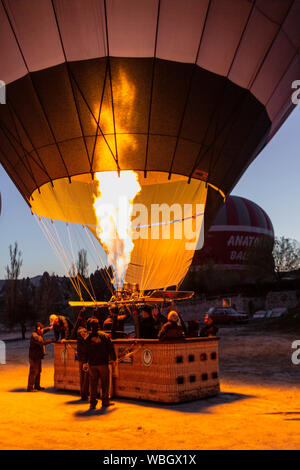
27;322;54;392
199;315;218;337
49;314;73;341
82;318;116;409
133;306;156;339
157;311;185;341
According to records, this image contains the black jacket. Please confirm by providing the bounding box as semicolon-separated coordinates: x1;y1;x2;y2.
29;327;52;361
139;316;157;339
158;321;184;341
76;326;88;362
199;324;218;337
83;330;116;366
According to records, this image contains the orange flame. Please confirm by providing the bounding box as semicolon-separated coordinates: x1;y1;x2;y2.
94;171;141;288
92;69;141;287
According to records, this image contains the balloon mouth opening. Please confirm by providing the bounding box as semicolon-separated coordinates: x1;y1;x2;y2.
30;170;209;291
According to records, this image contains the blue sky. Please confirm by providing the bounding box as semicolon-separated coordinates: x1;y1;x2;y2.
0;104;299;279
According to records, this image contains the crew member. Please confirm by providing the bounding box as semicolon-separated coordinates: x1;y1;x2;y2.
106;306;130;339
50;314;73;341
27;322;54;392
92;307;107;330
158;311;185;341
70;308;86;339
134;306;156;339
83;318;116;409
199;315;218;337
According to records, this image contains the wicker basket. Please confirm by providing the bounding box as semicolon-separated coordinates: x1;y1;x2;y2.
54;337;219;403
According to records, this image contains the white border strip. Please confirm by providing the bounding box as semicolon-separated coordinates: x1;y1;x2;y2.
209;225;273;236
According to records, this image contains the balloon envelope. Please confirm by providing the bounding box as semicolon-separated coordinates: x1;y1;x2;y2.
0;0;299;289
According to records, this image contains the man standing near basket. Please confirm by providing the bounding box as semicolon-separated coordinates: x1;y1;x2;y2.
27;322;54;392
83;318;116;409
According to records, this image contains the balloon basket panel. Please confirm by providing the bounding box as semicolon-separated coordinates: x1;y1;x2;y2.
54;338;220;403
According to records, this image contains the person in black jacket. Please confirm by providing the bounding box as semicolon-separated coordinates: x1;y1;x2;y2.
50;314;73;341
76;318;89;401
199;315;218;337
158;311;185;341
106;306;130;339
83;318;116;409
133;306;156;339
27;322;54;392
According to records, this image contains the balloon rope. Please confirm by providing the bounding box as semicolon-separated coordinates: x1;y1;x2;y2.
73;223;113;296
48;221;88;301
88;275;97;302
76;223;106;274
83;226;114;293
50;221;83;299
44;219;83;299
65;223;96;302
35;215;81;298
75;273;96;303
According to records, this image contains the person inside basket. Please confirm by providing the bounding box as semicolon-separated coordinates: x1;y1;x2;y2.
49;314;73;341
199;314;218;337
157;311;185;341
104;305;130;339
133;306;157;339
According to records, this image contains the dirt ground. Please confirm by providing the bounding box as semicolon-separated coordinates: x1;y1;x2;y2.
0;326;299;450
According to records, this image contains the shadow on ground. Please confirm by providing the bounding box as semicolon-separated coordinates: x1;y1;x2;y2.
8;387;254;416
111;391;255;414
74;407;117;418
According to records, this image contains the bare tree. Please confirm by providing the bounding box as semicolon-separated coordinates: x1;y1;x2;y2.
273;236;300;278
68;249;89;299
76;248;89;279
5;242;23;280
5;242;23;328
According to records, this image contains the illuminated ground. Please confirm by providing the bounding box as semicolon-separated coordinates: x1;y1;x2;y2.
0;328;299;450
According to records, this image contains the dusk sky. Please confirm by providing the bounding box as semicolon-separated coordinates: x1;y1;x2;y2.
0;104;299;279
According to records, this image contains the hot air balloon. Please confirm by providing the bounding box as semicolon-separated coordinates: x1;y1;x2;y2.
0;0;299;299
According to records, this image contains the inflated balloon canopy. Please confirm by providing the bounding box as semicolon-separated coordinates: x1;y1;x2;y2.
0;0;299;291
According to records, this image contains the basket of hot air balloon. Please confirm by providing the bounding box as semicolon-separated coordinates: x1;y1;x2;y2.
54;337;220;403
0;0;299;402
